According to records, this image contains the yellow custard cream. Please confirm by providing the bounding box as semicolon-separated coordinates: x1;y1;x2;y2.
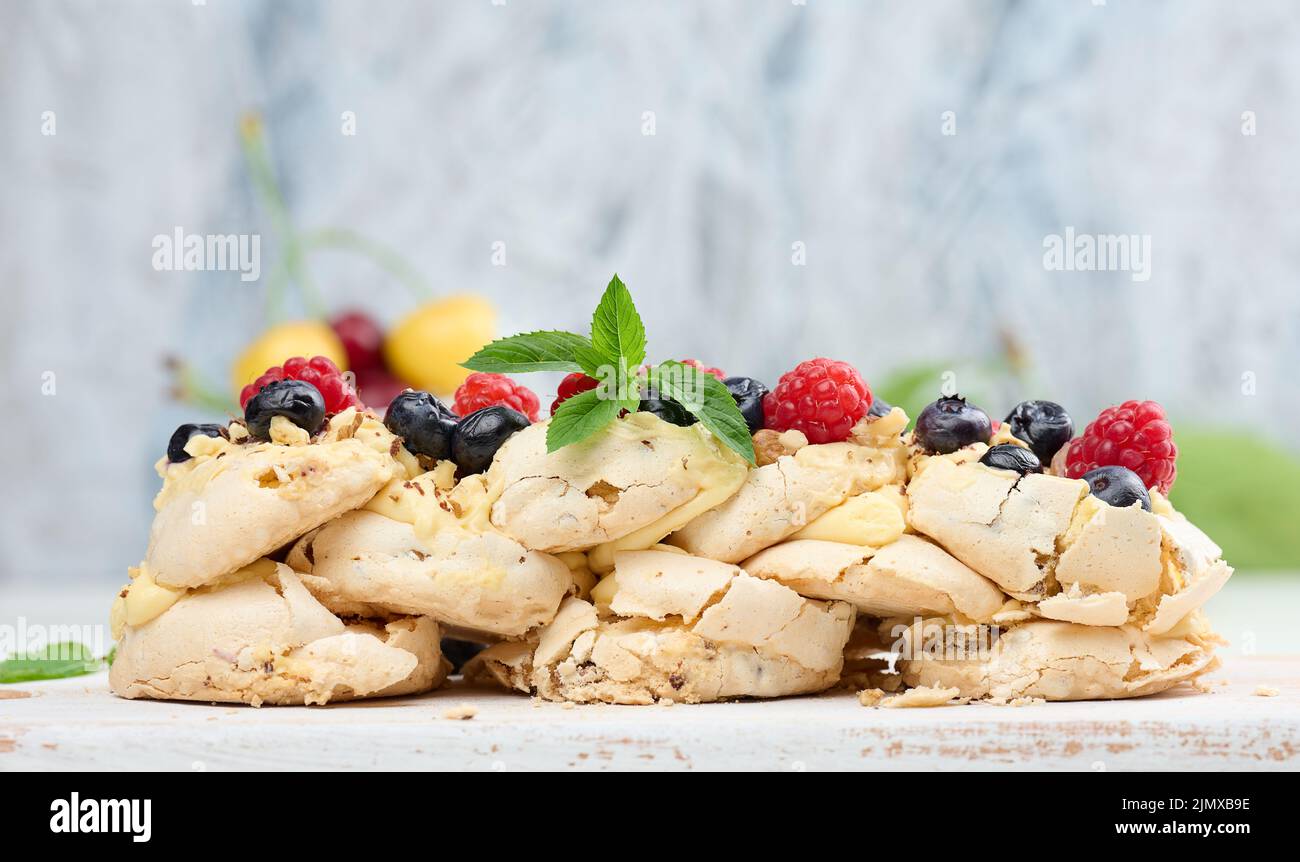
111;558;280;638
791;487;907;548
585;454;748;573
365;460;496;541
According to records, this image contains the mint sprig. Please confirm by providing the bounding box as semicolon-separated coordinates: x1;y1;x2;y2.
545;386;638;452
649;361;756;463
460;274;756;463
587;274;646;369
462;330;593;374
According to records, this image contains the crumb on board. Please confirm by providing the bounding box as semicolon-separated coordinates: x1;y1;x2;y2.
874;685;963;709
857;688;886;708
1254;686;1280;698
1009;696;1045;707
441;703;478;720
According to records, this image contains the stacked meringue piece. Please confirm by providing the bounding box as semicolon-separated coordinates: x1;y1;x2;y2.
112;409;455;705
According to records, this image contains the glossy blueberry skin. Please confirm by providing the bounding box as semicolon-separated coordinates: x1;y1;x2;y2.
166;423;226;463
867;396;894;419
914;396;992;454
451;406;531;475
244;380;326;439
1082;465;1152;511
440;638;488;674
979;443;1043;475
639;396;697;428
1004;400;1074;465
384;390;458;461
722;376;770;433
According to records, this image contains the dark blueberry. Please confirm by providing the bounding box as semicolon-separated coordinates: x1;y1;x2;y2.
166;423;226;463
1082;466;1152;511
914;395;992;454
722;376;769;433
451;405;531;475
639;396;697;427
244;380;326;440
384;390;458;461
440;638;488;674
979;443;1042;475
867;396;894;418
1004;400;1074;465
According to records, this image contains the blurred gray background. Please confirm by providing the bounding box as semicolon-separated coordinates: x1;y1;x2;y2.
3;0;1299;595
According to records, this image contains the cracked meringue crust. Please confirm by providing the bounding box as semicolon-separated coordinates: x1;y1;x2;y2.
486;412;750;554
907;457;1088;598
744;534;1006;623
468;550;855;704
668;438;908;564
145;408;404;592
287;509;575;638
906;458;1233;631
891;617;1219;702
109;561;448;706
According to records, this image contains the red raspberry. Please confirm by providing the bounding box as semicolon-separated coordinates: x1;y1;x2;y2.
240;367;286;408
1064;399;1177;494
680;359;726;380
550;372;599;415
239;355;362;415
454;372;540;421
762;358;873;444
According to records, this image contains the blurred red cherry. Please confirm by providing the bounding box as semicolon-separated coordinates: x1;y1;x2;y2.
354;366;409;412
331;310;385;372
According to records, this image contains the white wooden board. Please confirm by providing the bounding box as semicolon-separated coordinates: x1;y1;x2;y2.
0;655;1295;771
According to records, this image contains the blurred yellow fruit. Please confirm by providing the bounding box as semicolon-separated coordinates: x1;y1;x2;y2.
384;295;496;396
232;320;348;394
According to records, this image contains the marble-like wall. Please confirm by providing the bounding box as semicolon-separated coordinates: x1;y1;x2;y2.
2;0;1297;585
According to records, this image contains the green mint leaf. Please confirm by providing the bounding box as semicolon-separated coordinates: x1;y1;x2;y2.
588;274;647;369
572;342;610;378
0;641;105;684
545;386;639;453
462;330;592;374
651;362;756;464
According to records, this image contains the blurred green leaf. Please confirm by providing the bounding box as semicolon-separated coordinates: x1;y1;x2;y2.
873;362;951;420
0;642;104;683
874;360;1000;422
1168;429;1300;571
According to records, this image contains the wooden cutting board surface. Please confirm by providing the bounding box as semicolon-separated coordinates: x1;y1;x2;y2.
1;654;1294;771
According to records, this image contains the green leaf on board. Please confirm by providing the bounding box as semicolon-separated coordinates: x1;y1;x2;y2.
0;641;106;684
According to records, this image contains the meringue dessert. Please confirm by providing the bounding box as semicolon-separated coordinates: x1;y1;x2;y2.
469;550;855;704
111;277;1230;707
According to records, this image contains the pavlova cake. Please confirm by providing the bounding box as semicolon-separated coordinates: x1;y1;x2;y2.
111;276;1230;707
